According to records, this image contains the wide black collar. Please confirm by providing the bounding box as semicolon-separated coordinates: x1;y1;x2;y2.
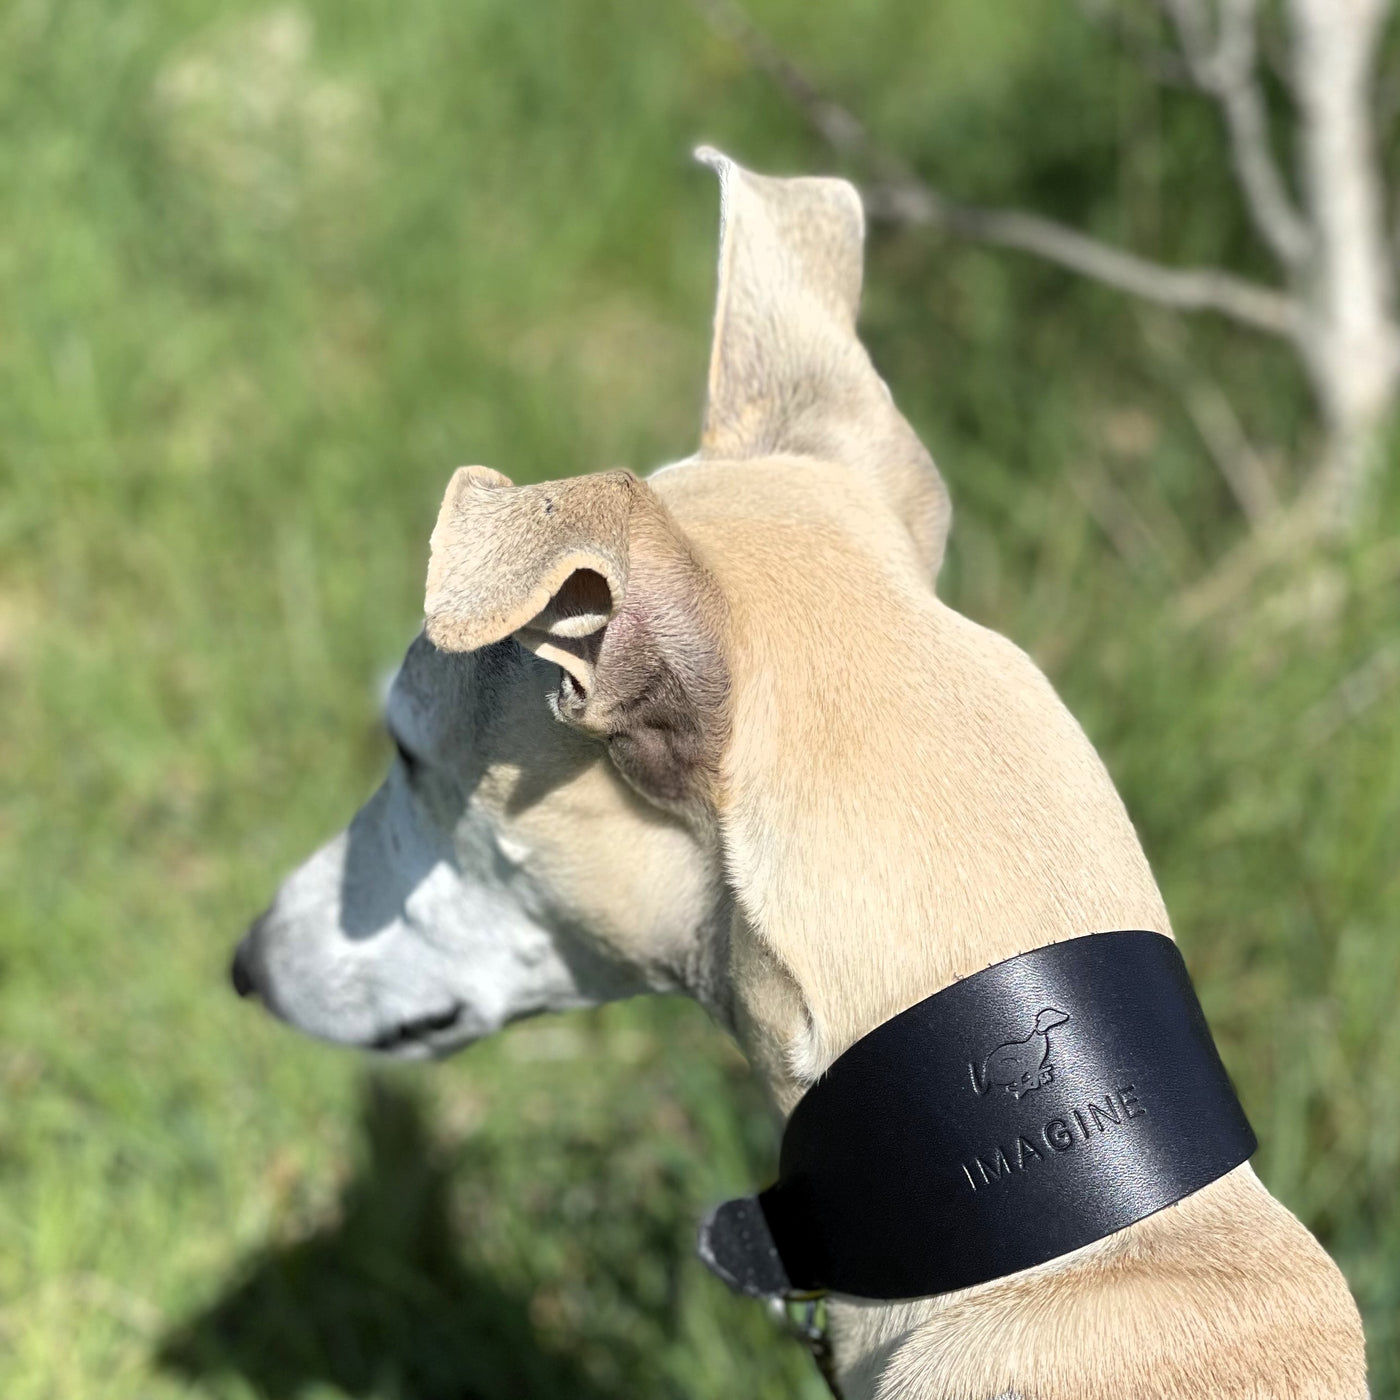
699;930;1255;1301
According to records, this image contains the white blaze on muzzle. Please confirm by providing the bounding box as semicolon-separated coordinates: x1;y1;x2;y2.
235;771;614;1057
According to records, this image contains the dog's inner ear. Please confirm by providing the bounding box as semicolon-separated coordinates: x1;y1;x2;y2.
424;464;631;693
697;148;951;580
424;466;727;811
518;569;616;696
535;568;613;635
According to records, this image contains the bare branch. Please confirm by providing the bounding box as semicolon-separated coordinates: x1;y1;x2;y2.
692;0;877;165
1288;0;1400;522
1214;0;1312;266
1158;0;1312;268
866;181;1300;335
694;0;1301;339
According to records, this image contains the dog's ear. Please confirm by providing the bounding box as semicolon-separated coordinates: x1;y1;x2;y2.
425;465;727;811
424;465;632;675
696;148;951;579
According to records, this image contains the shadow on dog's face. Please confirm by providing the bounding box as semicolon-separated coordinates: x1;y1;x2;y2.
232;629;729;1057
232;150;952;1070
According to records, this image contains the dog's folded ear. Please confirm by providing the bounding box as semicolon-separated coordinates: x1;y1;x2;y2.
425;465;727;811
697;147;951;579
425;465;631;663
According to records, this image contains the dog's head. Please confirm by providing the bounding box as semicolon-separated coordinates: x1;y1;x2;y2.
233;460;739;1058
236;151;1157;1097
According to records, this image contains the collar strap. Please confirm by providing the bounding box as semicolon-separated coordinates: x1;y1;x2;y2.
699;930;1256;1301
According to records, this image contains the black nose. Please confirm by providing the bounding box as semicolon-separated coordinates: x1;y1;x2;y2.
230;939;259;998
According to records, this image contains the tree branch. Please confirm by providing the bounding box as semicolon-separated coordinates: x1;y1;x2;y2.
692;0;878;165
865;181;1299;335
693;0;1300;338
1157;0;1312;268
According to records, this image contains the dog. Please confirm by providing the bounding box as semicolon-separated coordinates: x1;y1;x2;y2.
231;150;1367;1399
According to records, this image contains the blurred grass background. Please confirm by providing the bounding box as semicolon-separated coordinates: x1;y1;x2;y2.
1;0;1397;1396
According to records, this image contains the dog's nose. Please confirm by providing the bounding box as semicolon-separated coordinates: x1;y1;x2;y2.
230;933;261;999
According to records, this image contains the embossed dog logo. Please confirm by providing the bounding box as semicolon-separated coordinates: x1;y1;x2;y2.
971;1008;1070;1100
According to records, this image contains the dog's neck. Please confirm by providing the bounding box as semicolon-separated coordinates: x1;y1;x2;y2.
710;594;1363;1400
664;463;1362;1399
705;505;1179;1394
715;535;1172;1108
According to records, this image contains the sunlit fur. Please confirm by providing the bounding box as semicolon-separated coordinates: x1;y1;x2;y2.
240;153;1367;1398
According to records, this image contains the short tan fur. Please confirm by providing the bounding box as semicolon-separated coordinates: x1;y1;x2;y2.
263;151;1369;1400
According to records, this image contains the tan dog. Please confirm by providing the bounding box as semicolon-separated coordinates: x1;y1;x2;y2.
233;151;1367;1399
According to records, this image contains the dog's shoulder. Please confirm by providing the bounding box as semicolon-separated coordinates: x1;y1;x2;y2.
857;1167;1367;1400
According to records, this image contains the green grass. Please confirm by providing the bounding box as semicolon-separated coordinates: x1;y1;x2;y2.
1;1;1396;1396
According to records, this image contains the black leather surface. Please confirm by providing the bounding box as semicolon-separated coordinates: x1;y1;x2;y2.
700;930;1256;1301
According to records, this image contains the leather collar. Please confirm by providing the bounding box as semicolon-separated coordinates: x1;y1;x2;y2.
699;930;1256;1301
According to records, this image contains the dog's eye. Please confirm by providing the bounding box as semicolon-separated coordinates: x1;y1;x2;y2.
392;734;419;773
